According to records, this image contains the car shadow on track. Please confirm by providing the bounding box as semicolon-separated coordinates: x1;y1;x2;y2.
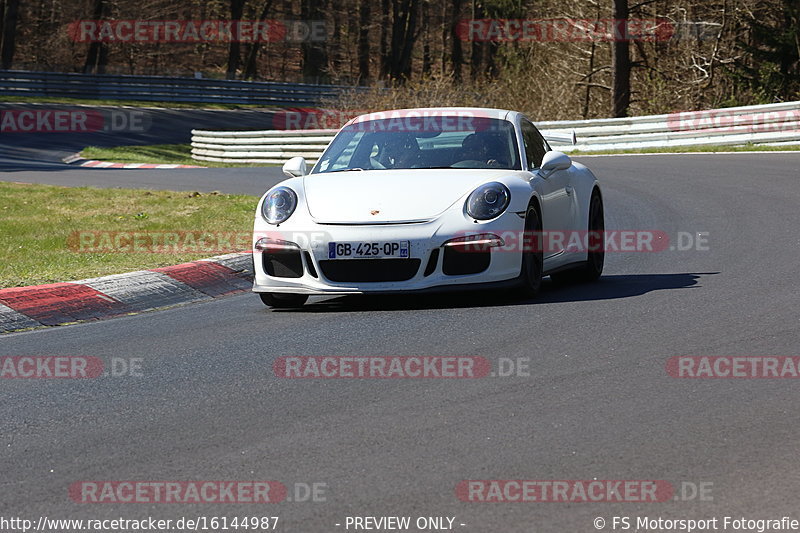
269;272;718;313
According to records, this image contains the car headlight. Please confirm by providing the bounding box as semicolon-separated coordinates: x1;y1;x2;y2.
466;182;510;220
261;187;298;224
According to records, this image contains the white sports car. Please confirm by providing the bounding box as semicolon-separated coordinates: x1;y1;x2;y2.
252;107;604;308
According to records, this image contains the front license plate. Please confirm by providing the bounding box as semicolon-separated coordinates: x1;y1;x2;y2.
328;241;410;259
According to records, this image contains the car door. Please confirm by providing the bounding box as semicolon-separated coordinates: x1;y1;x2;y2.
521;119;573;260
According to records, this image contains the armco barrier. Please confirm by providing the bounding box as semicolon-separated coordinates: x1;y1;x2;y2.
540;101;800;152
190;129;577;165
191;101;800;164
190;129;335;164
0;70;363;106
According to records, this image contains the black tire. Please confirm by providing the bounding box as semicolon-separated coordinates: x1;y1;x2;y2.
550;189;604;285
518;203;544;298
259;293;309;308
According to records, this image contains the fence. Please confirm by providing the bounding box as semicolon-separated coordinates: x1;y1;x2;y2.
0;70;361;106
539;100;800;152
190;101;800;164
191;129;336;164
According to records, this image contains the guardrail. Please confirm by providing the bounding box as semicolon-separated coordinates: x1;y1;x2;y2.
190;129;576;164
191;101;800;164
0;70;361;106
541;100;800;152
191;129;335;164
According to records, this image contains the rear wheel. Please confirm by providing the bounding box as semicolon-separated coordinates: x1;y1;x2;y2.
518;203;544;297
550;189;604;284
259;293;309;308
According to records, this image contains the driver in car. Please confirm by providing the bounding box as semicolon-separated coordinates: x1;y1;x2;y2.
371;134;421;169
459;133;506;167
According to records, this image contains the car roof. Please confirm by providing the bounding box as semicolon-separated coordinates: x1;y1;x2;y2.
344;107;517;127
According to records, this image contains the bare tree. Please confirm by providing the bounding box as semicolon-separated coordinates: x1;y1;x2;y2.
387;0;419;81
301;0;328;82
225;0;246;79
242;0;273;79
82;0;108;74
611;0;631;117
358;0;371;84
450;0;464;81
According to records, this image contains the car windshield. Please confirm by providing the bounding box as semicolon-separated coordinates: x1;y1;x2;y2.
311;116;521;173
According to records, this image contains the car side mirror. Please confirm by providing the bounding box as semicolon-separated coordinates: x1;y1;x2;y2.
539;151;571;178
282;157;308;178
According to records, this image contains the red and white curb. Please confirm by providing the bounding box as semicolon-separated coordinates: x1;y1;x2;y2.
0;253;253;334
63;153;205;169
79;160;205;169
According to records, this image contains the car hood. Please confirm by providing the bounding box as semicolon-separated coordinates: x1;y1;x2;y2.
303;169;515;223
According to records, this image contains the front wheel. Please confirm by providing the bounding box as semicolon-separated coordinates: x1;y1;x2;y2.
259;293;309;308
550;189;604;285
518;203;544;297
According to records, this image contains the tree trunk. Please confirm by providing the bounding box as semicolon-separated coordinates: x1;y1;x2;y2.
388;0;418;81
611;0;631;117
470;0;483;80
301;0;329;83
357;0;371;84
226;0;246;80
398;0;418;79
0;0;6;62
421;0;431;76
450;0;463;81
243;0;274;80
583;41;597;118
379;0;390;80
82;0;107;74
0;0;17;69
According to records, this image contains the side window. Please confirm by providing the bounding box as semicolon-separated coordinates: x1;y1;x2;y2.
521;120;547;169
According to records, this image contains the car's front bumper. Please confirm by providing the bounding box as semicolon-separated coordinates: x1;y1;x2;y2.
252;213;526;295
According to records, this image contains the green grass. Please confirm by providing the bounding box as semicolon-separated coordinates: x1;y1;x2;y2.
0;182;258;288
569;143;800;155
2;94;275;110
80;144;276;167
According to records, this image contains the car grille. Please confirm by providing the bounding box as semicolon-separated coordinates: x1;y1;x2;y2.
319;259;421;282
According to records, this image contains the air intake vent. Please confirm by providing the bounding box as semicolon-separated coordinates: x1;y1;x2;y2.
319;259;421;282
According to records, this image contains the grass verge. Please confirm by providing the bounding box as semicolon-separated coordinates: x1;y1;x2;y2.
80;144;276;168
0;182;257;288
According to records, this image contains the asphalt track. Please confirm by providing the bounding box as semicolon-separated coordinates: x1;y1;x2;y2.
2;119;800;531
0;103;286;193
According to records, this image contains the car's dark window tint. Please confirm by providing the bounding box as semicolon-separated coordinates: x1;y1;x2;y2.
312;117;521;173
521;120;548;169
